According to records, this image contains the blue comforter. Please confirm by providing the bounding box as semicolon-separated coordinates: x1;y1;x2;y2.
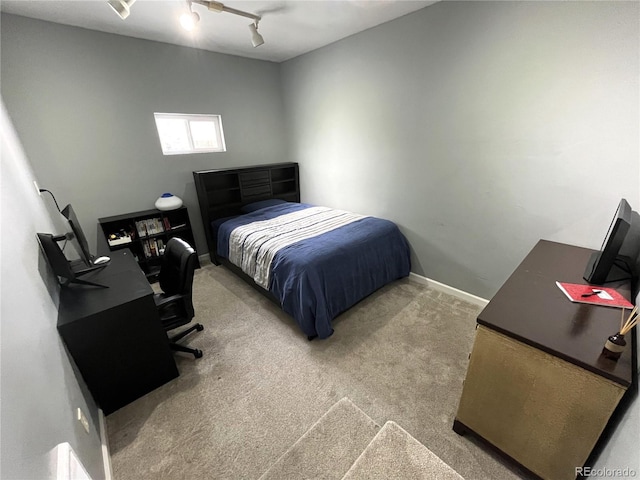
217;203;410;339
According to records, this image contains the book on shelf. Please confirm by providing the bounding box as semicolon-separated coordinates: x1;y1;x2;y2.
143;238;165;258
135;220;148;238
151;217;164;234
135;218;165;238
555;282;633;309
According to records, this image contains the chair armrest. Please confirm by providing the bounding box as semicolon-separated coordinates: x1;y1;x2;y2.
154;293;186;309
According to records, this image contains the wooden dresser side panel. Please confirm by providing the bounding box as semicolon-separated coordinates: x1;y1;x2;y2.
456;326;625;480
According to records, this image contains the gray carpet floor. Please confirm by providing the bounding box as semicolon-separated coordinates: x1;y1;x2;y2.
106;260;529;479
258;397;380;480
342;420;465;480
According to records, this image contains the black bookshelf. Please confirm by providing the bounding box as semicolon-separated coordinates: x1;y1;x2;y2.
98;206;199;282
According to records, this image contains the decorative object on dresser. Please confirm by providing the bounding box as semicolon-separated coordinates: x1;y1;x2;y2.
602;306;638;360
192;163;411;340
98;206;199;282
453;240;637;480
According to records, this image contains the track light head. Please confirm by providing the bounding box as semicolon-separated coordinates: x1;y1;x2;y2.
249;22;264;48
180;11;200;31
107;0;136;19
179;0;264;43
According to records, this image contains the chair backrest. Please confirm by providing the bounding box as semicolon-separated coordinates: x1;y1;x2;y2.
158;237;198;319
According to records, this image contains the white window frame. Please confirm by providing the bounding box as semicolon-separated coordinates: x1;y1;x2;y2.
153;112;226;155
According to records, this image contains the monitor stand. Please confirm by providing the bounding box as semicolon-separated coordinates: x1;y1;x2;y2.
584;253;634;285
67;260;109;288
608;255;635;282
61;276;108;288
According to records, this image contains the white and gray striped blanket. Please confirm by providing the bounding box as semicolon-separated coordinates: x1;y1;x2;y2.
228;206;367;289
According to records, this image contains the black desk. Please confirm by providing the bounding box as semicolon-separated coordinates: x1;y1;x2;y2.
58;249;179;415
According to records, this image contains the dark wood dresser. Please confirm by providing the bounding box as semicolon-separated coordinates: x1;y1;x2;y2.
454;240;636;480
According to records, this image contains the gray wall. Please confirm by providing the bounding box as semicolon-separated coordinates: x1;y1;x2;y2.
2;1;639;476
281;0;639;300
280;0;639;474
1;100;105;479
1;14;288;255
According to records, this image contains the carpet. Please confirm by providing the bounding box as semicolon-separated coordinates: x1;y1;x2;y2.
343;420;464;480
106;260;529;479
258;397;379;480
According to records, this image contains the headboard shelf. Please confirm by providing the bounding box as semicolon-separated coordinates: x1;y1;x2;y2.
193;162;300;263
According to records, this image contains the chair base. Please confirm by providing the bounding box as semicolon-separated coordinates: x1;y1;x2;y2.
168;323;204;359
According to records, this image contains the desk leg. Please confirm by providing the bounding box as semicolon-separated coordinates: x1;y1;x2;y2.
452;419;469;436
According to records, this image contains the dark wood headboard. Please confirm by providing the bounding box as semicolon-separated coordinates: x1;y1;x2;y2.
193;162;300;263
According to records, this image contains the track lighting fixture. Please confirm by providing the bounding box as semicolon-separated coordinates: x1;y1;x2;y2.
106;0;265;47
188;0;265;47
107;0;136;20
248;21;264;48
180;2;200;32
180;11;200;31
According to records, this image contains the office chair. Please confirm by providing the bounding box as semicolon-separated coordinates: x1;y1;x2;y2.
154;238;204;359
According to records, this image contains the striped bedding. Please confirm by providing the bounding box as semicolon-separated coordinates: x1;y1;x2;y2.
216;202;411;339
228;206;367;289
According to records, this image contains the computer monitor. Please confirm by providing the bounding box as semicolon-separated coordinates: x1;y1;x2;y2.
583;198;633;284
61;204;93;267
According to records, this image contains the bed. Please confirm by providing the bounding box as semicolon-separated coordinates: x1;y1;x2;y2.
193;163;410;339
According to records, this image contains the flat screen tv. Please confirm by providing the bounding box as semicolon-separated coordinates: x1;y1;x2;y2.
583;198;632;284
61;204;94;267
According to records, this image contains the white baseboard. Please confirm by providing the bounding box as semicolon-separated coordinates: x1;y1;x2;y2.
197;252;487;307
198;253;213;265
98;409;113;480
408;273;489;308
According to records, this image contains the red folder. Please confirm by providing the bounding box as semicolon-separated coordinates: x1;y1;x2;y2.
556;282;633;309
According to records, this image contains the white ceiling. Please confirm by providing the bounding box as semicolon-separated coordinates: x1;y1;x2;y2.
0;0;437;62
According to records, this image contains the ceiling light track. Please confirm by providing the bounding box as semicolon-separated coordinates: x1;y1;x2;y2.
189;0;264;47
192;0;260;22
107;0;265;48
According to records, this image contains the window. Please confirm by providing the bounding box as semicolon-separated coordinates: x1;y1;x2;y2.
153;113;226;155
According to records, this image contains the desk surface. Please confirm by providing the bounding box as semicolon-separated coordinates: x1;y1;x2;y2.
58;250;151;326
478;239;635;387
